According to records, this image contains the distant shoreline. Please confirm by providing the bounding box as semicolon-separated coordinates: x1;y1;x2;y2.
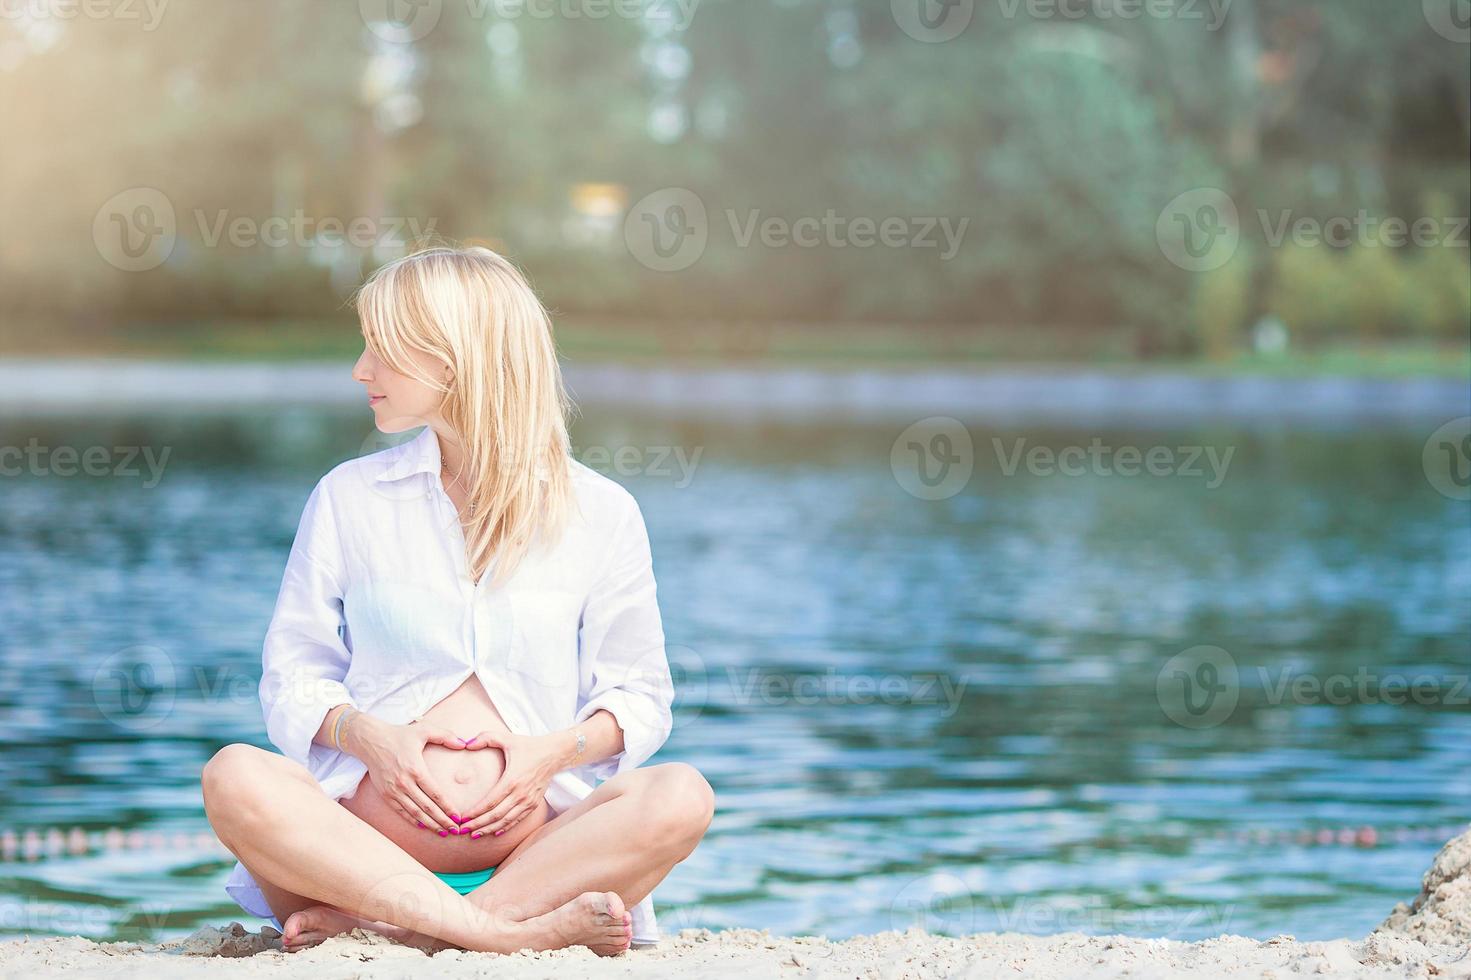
2;357;1466;425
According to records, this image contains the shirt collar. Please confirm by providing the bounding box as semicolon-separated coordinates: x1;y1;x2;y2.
373;426;441;483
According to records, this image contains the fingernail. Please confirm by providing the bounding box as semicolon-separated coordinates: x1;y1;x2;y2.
416;820;425;828
438;829;448;837
451;814;461;822
471;832;482;839
493;829;504;836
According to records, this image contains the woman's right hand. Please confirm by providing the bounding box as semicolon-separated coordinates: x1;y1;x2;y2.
343;712;467;832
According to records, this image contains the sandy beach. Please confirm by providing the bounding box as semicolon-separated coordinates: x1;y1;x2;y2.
3;828;1467;980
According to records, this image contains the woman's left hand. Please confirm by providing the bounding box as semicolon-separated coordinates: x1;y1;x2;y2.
455;730;561;838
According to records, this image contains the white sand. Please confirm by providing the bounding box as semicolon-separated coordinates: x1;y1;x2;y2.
3;828;1468;979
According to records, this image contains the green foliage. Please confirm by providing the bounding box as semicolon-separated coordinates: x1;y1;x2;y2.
1191;246;1256;361
0;0;1465;356
1268;243;1470;342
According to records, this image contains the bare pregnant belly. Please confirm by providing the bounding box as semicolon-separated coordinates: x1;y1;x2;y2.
338;673;553;873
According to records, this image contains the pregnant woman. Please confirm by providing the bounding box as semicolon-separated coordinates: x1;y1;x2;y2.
201;245;714;956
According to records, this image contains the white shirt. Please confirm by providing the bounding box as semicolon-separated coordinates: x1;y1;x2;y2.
223;425;675;943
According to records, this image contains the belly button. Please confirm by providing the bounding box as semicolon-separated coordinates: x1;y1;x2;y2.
453;766;474;785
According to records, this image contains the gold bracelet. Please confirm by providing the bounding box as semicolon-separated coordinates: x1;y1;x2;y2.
339;709;360;747
338;708;358;752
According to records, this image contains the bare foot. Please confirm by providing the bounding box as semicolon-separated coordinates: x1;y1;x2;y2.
281;904;414;952
507;890;633;957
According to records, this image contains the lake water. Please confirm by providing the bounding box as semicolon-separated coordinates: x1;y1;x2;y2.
0;406;1467;944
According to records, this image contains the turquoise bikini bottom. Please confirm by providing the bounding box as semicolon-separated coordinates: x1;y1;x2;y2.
433;866;497;895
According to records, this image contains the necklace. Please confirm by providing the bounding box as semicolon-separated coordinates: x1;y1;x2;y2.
441;460;476;515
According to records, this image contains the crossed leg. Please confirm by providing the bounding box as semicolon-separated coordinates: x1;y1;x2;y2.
203;744;714;955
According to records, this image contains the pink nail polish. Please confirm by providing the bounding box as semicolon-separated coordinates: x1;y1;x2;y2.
471;832;482;839
451;814;461;822
438;829;448;837
493;829;504;836
416;820;425;828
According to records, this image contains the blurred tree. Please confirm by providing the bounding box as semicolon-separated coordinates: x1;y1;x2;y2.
0;0;1465;353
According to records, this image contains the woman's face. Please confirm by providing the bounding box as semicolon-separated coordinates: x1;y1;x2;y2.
352;343;449;434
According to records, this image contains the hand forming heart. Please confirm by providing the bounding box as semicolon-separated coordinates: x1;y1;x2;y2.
439;729;563;839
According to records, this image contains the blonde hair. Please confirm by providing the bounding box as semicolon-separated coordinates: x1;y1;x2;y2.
352;244;576;590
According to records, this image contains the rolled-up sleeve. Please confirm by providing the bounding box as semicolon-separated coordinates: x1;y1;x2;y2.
573;494;675;781
259;479;360;769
